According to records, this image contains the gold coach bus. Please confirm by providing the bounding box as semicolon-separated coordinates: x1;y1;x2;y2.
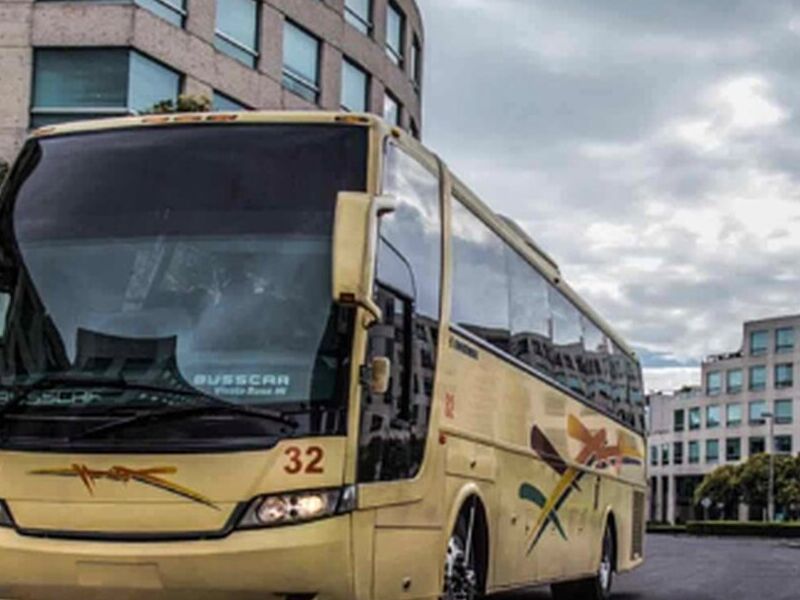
0;112;646;600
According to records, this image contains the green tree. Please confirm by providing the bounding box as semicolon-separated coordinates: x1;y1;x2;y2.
694;464;741;509
698;454;800;520
776;456;800;517
737;453;771;507
144;94;212;114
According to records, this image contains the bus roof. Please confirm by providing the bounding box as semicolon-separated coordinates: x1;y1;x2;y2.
30;110;382;139
29;110;637;361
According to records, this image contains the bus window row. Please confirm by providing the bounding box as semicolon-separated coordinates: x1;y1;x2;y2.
450;197;645;432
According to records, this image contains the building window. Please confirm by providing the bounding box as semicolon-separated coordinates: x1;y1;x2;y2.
749;436;765;456
650;446;658;467
212;91;247;111
137;0;186;27
775;399;793;425
661;443;670;466
706;371;721;395
341;58;369;112
726;402;742;427
688;441;700;464
384;92;401;126
775;363;793;389
385;2;406;67
673;441;684;465
775;435;793;454
688;407;702;430
215;0;259;67
283;21;321;103
726;369;743;394
706;405;721;429
751;329;768;355
726;438;741;462
749;365;766;391
31;49;180;128
776;327;794;353
688;407;701;430
673;409;685;432
344;0;372;35
705;439;719;463
410;34;422;89
749;400;766;425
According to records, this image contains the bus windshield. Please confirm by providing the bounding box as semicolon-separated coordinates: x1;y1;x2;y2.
0;123;368;449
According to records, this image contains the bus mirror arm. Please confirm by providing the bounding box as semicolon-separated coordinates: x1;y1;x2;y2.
332;192;398;326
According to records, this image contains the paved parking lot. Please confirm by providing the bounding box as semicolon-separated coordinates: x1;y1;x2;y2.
496;534;800;600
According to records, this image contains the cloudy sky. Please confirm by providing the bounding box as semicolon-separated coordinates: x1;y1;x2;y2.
416;0;800;391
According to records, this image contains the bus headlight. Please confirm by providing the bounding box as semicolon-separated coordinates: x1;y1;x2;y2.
238;486;357;529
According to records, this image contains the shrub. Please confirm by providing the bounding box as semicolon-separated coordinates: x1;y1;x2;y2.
686;520;800;538
144;94;212;114
646;522;687;534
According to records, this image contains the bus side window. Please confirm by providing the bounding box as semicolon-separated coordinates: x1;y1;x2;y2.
507;248;551;376
548;287;584;396
357;143;441;483
582;316;612;412
451;198;511;351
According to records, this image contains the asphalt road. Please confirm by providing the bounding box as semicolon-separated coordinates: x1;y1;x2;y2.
495;534;800;600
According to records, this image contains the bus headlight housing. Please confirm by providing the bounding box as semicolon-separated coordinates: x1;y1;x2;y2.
238;486;356;529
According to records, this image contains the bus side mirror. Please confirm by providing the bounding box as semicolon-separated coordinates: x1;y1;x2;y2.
370;356;392;395
333;191;397;325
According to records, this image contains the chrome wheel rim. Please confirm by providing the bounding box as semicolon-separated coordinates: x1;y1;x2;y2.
444;534;478;600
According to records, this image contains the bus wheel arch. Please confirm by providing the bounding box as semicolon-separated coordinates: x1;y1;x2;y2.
443;489;490;598
603;510;618;573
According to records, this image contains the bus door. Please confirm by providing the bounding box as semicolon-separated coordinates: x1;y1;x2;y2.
354;142;444;599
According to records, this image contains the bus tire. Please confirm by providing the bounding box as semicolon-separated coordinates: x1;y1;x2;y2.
443;501;486;600
550;524;615;600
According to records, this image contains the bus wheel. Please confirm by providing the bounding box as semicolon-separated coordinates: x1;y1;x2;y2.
551;524;615;600
443;507;483;600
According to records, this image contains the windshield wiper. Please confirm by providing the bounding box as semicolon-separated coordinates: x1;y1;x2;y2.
0;374;298;431
67;401;300;442
0;374;142;421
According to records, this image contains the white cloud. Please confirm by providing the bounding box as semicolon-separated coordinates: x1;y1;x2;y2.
418;0;800;379
643;367;701;393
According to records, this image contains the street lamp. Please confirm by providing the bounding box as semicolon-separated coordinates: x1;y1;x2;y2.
763;411;775;523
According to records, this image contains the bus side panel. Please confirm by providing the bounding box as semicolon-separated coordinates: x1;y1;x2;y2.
597;478;646;573
372;527;444;600
439;329;646;590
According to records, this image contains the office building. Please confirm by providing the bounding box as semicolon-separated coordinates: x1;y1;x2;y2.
647;314;799;523
0;0;424;164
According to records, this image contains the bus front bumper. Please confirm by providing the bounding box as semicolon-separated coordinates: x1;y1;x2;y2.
0;516;353;600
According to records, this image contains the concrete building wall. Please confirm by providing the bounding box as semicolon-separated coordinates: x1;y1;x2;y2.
647;314;800;524
0;0;424;164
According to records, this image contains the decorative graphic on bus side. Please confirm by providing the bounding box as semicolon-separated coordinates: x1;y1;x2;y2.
29;464;219;510
519;415;643;554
